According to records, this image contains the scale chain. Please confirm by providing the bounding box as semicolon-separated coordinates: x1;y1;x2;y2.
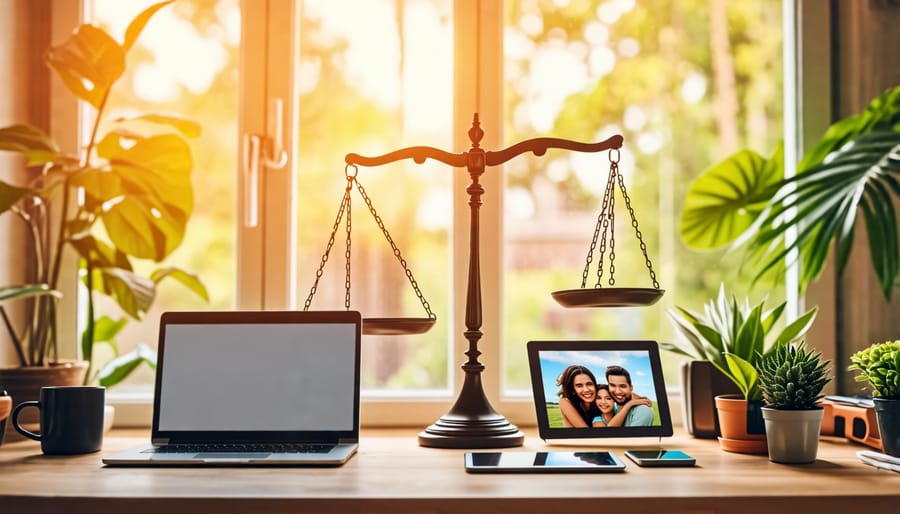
593;163;617;287
345;191;352;310
584;149;659;290
354;179;436;320
303;183;352;311
616;169;660;289
607;164;617;287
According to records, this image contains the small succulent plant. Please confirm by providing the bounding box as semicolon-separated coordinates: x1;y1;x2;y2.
758;342;831;410
849;341;900;399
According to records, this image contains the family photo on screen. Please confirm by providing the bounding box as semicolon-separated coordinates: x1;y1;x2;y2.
539;350;662;428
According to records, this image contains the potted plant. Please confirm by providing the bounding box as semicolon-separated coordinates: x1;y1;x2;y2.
758;342;831;463
0;1;207;439
664;283;817;453
849;340;900;457
678;85;900;301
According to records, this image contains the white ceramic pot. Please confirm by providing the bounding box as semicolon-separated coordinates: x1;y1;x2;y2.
103;404;115;433
761;407;824;463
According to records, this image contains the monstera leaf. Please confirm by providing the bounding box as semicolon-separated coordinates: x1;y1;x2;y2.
680;145;783;250
679;86;900;300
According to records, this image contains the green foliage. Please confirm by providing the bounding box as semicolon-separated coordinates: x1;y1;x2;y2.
680;86;900;300
0;1;208;378
662;283;817;401
849;340;900;399
758;342;831;410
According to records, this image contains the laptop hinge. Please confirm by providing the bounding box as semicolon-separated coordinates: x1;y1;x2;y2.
338;437;358;444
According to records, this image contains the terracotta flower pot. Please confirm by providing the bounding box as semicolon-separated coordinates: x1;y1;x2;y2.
714;394;767;454
0;361;88;443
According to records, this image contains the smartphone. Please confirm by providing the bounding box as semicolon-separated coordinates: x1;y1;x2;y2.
624;450;696;467
464;451;626;473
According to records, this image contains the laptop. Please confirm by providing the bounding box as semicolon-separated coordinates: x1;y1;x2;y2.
103;310;361;466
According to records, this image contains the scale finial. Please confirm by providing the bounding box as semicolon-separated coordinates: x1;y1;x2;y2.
468;113;484;148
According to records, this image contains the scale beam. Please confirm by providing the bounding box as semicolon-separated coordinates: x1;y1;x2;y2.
345;113;625;449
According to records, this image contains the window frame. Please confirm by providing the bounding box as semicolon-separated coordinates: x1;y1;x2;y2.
77;0;834;427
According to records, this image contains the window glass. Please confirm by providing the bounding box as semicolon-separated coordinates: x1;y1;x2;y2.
293;0;453;392
87;0;786;404
89;0;239;388
502;0;784;391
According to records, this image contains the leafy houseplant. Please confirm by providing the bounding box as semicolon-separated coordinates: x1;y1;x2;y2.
679;86;900;300
758;342;832;463
664;284;818;402
663;283;816;453
849;340;900;400
0;0;207;387
849;341;900;456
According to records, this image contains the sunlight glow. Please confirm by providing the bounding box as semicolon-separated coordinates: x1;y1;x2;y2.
93;0;233;103
527;48;588;132
680;71;708;104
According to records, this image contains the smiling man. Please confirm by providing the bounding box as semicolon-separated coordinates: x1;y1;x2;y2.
605;365;654;427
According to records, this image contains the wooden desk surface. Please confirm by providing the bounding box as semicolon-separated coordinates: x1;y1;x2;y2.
0;427;897;514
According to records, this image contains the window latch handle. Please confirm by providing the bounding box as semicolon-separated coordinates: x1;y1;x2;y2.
242;133;262;227
263;98;288;169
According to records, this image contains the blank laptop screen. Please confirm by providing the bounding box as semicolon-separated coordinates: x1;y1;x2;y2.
156;322;357;432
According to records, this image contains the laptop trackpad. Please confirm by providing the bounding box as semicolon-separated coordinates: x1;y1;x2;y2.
195;452;271;459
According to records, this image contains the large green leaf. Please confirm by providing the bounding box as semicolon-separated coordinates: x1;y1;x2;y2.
122;1;175;53
69;235;133;270
798;86;900;172
92;267;156;319
750;131;900;300
680;145;783;249
679;86;900;299
98;343;156;388
44;24;125;109
89;133;194;260
91;315;129;344
0;124;60;165
0;180;34;215
150;267;210;302
114;113;203;139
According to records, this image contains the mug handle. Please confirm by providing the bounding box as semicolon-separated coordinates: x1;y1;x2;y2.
11;401;42;441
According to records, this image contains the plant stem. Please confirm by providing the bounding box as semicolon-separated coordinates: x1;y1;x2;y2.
82;261;95;385
0;306;27;366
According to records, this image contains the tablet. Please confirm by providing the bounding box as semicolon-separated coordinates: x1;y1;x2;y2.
624;449;696;467
464;451;626;473
527;340;673;440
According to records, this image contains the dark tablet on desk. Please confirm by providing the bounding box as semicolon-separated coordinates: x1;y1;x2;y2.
464;451;626;473
527;340;673;440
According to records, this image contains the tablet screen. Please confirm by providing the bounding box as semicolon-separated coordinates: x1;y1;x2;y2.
527;340;673;439
465;451;626;473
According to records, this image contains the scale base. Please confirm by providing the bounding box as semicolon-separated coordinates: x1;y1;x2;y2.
418;413;525;449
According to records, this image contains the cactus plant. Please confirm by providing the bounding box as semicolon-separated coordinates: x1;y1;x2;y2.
849;341;900;399
758;342;831;410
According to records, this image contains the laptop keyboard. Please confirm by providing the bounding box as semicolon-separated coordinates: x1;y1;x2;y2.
142;443;335;454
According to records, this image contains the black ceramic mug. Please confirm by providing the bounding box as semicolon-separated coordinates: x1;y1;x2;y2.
11;386;105;455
